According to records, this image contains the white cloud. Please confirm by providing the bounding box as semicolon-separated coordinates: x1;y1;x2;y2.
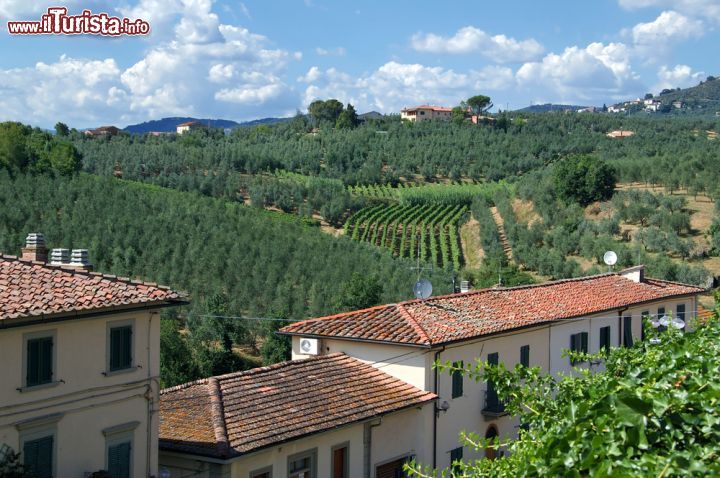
0;0;299;126
411;26;544;63
298;66;321;83
619;0;720;22
0;55;125;125
631;11;703;46
654;64;705;92
315;47;346;56
301;61;514;113
516;42;644;103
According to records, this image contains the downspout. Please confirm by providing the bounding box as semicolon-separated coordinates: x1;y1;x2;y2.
146;311;156;478
432;346;445;470
364;418;382;478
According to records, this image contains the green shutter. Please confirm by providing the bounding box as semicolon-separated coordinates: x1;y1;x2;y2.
520;345;530;367
600;326;610;353
108;441;131;478
110;326;132;371
24;435;53;478
27;337;53;387
623;316;633;348
452;361;463;398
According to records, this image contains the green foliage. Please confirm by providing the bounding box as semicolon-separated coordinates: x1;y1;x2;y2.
411;318;720;477
465;95;493;115
159;315;199;388
0;446;26;478
54;122;69;137
335;273;383;311
0;121;81;175
554;155;617;206
308;99;344;124
335;103;359;129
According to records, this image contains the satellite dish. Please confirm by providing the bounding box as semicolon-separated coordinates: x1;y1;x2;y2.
671;317;685;329
414;279;433;300
603;250;618;266
658;315;670;328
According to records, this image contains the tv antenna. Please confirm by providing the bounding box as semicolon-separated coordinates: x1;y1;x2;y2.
410;231;433;300
603;250;617;272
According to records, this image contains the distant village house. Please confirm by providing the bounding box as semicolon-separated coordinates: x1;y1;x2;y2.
400;105;452;122
84;126;120;137
176;121;207;135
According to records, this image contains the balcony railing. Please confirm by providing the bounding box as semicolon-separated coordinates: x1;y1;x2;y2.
482;384;507;417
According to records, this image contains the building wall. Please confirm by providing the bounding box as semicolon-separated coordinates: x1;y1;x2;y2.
291;338;432;390
0;309;161;477
159;406;433;478
291;294;698;473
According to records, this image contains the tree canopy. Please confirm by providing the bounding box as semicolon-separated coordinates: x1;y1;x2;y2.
554;155;617;206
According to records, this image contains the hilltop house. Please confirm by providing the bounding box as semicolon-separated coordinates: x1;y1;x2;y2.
176;121;207;135
606;130;635;138
159;354;436;478
400;105;452;122
0;233;186;477
84;126;120;137
279;267;704;471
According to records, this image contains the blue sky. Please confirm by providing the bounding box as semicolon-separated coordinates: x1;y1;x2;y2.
1;0;718;128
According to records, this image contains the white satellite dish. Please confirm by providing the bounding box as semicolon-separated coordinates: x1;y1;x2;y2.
603;250;618;267
671;317;686;330
414;279;433;300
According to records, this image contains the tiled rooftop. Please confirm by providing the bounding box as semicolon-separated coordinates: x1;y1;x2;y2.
159;353;436;459
0;254;185;321
280;272;705;347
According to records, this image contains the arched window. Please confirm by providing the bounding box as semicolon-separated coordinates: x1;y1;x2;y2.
485;425;499;460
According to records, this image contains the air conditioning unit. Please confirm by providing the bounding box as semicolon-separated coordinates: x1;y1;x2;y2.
299;337;320;355
460;281;471;293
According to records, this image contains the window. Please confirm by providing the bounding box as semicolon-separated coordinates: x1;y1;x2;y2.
288;449;316;478
450;447;463;475
23;435;53;478
657;307;667;332
375;457;411;478
623;316;633;348
108;322;133;372
599;326;611;354
451;361;463;398
103;422;137;478
331;444;348;478
251;468;272;478
569;332;588;365
677;304;686;329
520;345;530;367
107;442;131;478
24;331;55;388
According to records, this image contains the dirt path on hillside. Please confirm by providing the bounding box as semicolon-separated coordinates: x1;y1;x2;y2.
460;215;484;269
490;206;513;262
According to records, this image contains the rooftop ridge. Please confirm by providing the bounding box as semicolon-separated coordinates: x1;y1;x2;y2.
207;377;230;458
396;303;431;346
1;253;183;295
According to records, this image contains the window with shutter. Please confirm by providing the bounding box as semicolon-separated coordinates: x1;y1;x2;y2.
599;326;611;353
451;361;463;398
109;326;133;371
658;307;667;332
677;304;686;328
569;333;588;365
23;435;53;478
520;345;530;368
26;337;53;387
623;316;633;348
450;447;463;475
108;441;131;478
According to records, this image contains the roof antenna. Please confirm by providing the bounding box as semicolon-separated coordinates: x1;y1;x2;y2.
410;231;433;300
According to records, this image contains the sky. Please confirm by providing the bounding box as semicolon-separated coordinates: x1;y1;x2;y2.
0;0;718;128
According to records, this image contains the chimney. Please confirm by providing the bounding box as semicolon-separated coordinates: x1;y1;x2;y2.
21;233;48;262
49;248;71;266
620;265;645;283
69;249;93;271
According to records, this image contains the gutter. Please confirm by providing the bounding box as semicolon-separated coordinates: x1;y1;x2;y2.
0;300;188;330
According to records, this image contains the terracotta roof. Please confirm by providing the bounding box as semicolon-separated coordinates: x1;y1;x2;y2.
159;353;436;459
280;272;704;347
402;105;453;113
0;255;186;322
177;121;203;127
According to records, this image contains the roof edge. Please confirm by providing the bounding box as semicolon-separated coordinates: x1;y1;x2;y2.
207;378;230;458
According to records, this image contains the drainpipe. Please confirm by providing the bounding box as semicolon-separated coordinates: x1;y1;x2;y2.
146;312;156;478
364;418;382;478
432;346;445;470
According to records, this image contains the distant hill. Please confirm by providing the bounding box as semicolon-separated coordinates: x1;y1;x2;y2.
515;104;590;113
611;75;720;117
123;116;291;134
